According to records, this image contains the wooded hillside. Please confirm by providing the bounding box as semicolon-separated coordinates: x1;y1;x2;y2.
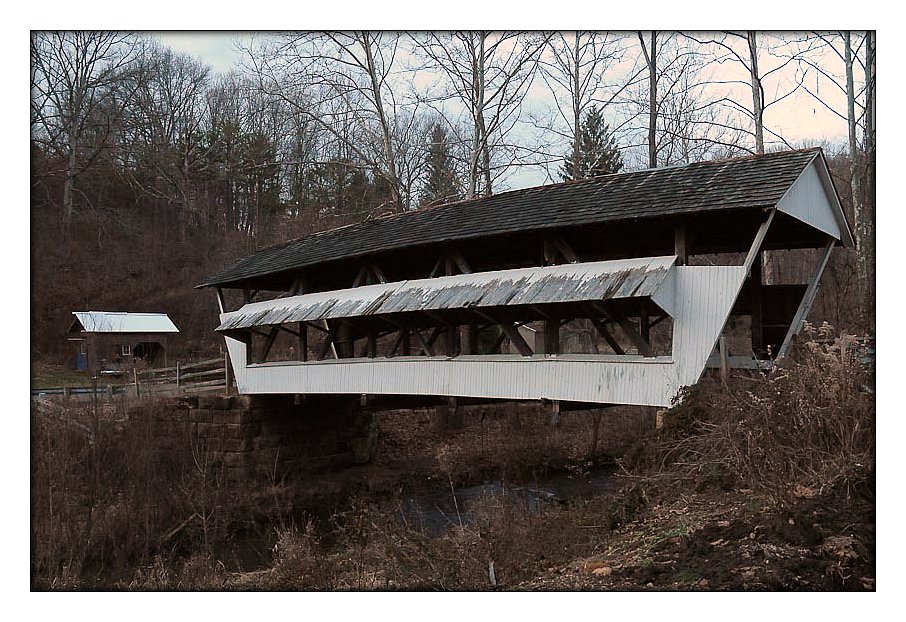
30;31;876;362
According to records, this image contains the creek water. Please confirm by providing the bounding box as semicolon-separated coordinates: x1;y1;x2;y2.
220;466;621;572
389;467;620;538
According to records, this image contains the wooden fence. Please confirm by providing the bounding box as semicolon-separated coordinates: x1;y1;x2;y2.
131;354;232;397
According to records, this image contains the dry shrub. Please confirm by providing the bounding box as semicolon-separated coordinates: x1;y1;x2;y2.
31;398;284;589
629;328;874;497
262;482;650;591
267;521;340;589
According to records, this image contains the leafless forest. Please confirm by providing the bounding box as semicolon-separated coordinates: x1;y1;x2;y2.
30;31;876;591
31;31;875;364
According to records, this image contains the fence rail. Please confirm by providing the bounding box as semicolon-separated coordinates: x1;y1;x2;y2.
133;354;232;396
31;354;233;401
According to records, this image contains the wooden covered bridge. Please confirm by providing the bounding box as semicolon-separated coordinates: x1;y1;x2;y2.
199;148;852;409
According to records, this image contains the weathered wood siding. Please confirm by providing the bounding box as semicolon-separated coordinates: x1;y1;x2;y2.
217;256;678;331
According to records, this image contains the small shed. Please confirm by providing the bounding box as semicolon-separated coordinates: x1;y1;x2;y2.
67;311;180;375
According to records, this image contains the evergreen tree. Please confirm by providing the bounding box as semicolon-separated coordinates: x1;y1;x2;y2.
420;123;462;207
560;106;624;181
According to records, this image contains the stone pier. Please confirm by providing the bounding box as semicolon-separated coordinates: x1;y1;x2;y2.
128;394;378;478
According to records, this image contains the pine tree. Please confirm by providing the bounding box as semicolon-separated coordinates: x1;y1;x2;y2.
420;123;462;207
560;106;624;181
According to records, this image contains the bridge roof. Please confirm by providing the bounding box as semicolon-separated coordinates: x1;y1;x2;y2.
200;148;825;289
216;256;678;331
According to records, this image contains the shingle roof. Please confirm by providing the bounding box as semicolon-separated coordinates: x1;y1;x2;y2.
200;148;822;288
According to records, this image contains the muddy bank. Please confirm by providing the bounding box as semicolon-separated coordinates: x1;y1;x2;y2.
522;474;875;591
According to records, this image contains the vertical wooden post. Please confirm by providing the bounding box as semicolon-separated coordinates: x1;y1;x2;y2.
176;361;181;392
298;322;308;361
63;386;70;401
367;330;377;358
674;224;688;265
336;322;353;358
718;334;729;383
400;327;411;356
544;319;560;355
546;400;561;426
224;351;232;393
750;253;764;357
464;322;478;355
134;367;140;398
639;303;650;343
445;324;459;357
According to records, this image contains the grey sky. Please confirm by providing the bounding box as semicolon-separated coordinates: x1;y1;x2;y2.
152;31;852;191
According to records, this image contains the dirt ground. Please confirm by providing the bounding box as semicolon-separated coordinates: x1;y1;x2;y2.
520;478;875;591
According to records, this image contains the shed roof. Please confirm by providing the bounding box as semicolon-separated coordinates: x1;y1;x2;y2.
70;311;180;334
201;148;831;288
217;256;677;331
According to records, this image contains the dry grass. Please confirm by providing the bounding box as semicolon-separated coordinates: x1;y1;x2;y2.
31;331;874;590
626;328;874;499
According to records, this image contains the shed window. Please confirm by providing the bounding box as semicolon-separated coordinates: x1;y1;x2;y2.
121;344;132;356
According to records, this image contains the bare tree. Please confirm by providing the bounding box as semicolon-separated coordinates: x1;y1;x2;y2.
122;42;211;240
414;31;550;197
685;31;811;154
538;32;629;177
637;31;659;167
246;32;408;212
623;32;736;168
31;31;140;240
795;31;875;322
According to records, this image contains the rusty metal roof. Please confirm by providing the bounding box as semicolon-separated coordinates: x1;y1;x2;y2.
201;149;824;288
216;256;677;331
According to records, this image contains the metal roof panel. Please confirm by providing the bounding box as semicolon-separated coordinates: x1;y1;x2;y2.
216;256;678;331
72;311;180;333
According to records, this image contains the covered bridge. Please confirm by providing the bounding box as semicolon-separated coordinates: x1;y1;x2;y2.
200;148;852;408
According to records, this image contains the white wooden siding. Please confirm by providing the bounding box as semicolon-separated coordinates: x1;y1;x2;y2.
223;264;746;408
776;160;844;242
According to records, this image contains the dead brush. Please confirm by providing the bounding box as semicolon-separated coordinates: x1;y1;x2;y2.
31;397;292;589
627;327;874;498
267;520;340;589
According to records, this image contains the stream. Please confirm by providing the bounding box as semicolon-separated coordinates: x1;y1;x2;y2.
221;466;621;572
391;467;620;537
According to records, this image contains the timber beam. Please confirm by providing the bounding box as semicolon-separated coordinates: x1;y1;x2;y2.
591;302;652;356
774;238;835;363
353;259;388;287
543;234;579;265
430;247;473;277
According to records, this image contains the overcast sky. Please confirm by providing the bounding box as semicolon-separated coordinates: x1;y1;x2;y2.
153;31;853;191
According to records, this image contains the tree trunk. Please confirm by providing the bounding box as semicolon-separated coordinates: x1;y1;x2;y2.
477;34;492;196
572;37;582;177
746;32;774;283
845;32;861;217
467;37;482;199
647;32;657;168
362;32;402;211
747;31;765;155
861;31;876;329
